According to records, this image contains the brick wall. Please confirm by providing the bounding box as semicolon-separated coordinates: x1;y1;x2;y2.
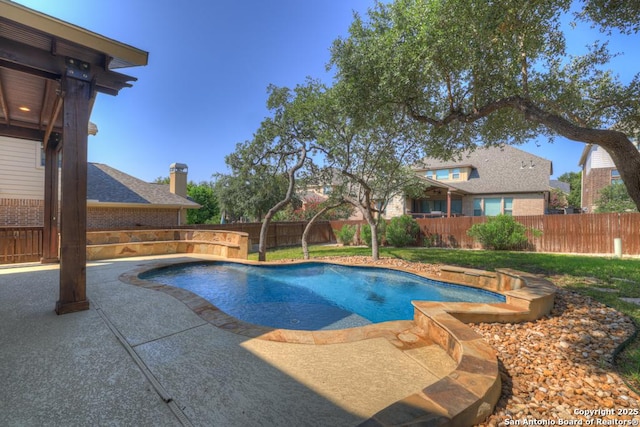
512;194;546;216
0;198;44;226
0;200;183;229
87;207;180;229
582;168;614;213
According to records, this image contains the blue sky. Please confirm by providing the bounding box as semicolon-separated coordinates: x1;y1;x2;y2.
14;0;640;184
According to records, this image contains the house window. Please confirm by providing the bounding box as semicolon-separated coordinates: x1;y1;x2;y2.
39;144;62;168
432;200;446;212
38;145;45;168
473;197;512;216
451;199;462;214
436;169;449;180
611;170;622;184
484;198;502;216
504;198;513;216
473;199;482;216
426;170;434;179
451;168;460;180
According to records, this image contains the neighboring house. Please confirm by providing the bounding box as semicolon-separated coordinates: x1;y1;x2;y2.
548;179;572;213
86;162;200;228
0;135;199;228
578;142;639;213
385;145;554;218
303;145;555;219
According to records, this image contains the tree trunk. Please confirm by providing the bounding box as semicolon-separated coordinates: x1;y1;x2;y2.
361;209;379;261
598;139;640;210
301;203;342;259
258;147;308;261
510;97;640;210
369;217;380;261
409;95;640;210
257;214;272;262
342;195;379;261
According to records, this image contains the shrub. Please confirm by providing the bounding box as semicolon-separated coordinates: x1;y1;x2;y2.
334;224;356;245
386;215;420;247
360;221;386;247
467;214;541;250
422;232;438;248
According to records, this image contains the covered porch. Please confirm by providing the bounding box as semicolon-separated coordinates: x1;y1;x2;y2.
0;1;148;313
407;184;466;218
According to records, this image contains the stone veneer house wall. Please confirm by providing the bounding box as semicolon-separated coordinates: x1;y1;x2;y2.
0;135;199;228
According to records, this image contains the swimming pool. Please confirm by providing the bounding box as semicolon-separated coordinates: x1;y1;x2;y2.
141;261;505;331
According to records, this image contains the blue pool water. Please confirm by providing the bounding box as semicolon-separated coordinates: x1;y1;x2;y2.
141;262;505;331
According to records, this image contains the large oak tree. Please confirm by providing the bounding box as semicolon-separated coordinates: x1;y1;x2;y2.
330;0;640;209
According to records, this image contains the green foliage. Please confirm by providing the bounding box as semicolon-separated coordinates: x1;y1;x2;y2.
329;0;640;211
274;195;353;222
360;221;386;248
214;172;290;222
558;171;582;208
595;183;638;213
334;225;356;246
422;232;438;248
153;176;170;184
386;215;420;247
467;215;541;251
186;181;220;225
549;187;568;210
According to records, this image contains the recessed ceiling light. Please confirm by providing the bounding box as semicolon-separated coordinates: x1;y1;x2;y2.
19;106;31;112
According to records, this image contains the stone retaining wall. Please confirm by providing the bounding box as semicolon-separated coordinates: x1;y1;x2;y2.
369;266;557;426
86;229;249;260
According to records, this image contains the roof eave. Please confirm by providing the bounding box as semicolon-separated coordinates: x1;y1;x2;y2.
578;144;593;167
87;201;201;209
0;0;148;68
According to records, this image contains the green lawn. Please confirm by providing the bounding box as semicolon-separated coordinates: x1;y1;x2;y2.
250;245;640;391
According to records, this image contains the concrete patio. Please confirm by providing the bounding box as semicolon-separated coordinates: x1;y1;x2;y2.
0;254;457;426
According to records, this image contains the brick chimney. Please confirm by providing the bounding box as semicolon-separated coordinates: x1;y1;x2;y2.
169;163;188;197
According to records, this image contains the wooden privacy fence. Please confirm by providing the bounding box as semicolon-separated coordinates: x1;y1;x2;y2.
0;227;43;263
331;213;640;255
2;214;639;264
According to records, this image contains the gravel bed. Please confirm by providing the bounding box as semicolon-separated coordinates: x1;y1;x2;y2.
474;287;639;426
284;256;640;425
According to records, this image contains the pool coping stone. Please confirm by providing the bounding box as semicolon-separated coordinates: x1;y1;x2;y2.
120;258;557;427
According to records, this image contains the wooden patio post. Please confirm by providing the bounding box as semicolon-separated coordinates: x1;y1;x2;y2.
447;190;452;218
42;133;60;263
56;74;92;315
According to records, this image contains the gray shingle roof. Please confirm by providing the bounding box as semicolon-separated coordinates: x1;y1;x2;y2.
87;163;200;208
415;145;552;194
550;179;570;193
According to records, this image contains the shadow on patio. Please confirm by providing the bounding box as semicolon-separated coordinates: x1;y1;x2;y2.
0;255;451;426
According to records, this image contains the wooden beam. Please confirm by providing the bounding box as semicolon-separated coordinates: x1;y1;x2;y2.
0;123;45;140
0;36;137;95
42;133;60;263
56;75;91;315
0;71;9;125
39;79;53;129
43;94;63;150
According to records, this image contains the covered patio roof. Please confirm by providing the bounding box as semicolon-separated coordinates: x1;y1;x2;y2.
0;0;148;314
0;0;147;139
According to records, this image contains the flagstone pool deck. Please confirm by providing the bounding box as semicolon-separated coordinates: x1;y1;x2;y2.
0;254;556;426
